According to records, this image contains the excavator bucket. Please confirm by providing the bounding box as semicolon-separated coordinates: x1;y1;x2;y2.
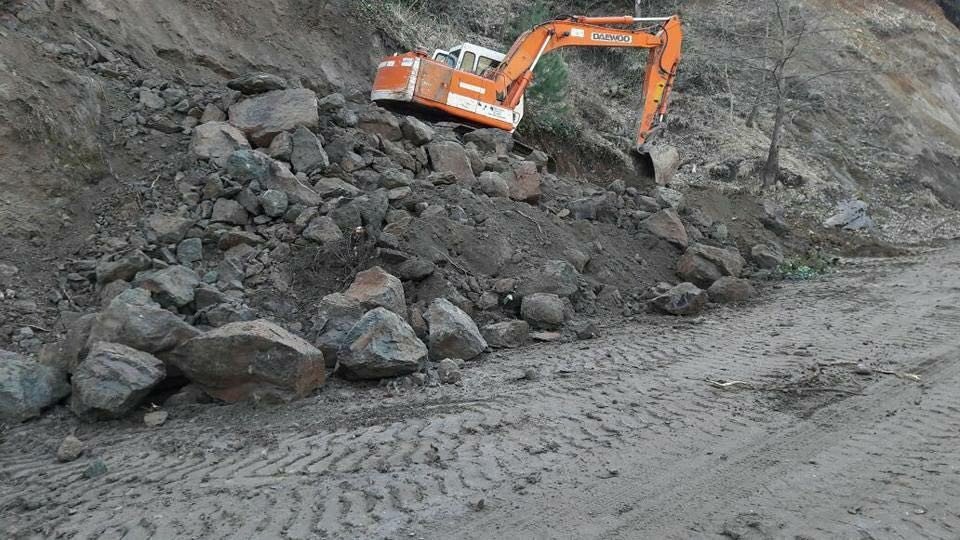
633;144;680;186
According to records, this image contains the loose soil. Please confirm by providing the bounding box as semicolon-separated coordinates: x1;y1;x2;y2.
3;244;958;539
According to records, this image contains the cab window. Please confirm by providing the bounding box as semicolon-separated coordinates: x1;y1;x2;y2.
476;56;499;74
460;51;477;73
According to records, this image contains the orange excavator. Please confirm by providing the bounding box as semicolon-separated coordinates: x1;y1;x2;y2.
371;14;683;158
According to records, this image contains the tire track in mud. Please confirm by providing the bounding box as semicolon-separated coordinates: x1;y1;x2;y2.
2;250;957;539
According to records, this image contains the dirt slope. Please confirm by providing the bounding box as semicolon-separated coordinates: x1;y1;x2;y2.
2;242;958;539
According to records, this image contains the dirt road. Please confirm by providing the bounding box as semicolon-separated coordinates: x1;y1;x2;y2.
3;246;959;539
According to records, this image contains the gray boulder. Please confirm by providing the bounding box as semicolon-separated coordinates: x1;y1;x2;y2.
427;141;476;184
228;88;319;146
650;282;708;316
190;121;251;166
145;214;194;244
344;266;405;315
259;189;289;218
395;258;436;281
264;161;322;206
507;161;542;204
87;289;200;355
290;126;329;174
426;298;487;361
267;130;293;160
464;128;514;155
568;192;620;223
70;342;165;421
0;350;70;423
313;293;367;366
823;199;874;231
654;186;685;210
227;72;287;95
481;320;529;349
303;216;345;244
677;244;746;288
337;308;427;379
521;293;566;328
173;320;325;402
645;209;689;248
225;148;273;183
708;277;756;303
95;250;152;284
357;107;402;141
519;260;580;297
401;115;434;145
176;238;203;264
132;265;200;309
751;244;784;270
211;198;249;225
479;171;510;198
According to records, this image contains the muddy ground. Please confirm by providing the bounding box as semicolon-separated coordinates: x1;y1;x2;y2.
3;243;958;539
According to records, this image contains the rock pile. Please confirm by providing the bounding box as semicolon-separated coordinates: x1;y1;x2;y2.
1;68;773;423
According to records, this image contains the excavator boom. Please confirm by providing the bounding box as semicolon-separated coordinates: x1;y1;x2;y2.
371;14;683;150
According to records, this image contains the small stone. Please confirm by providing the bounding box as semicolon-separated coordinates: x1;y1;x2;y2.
227;72;287;95
853;364;873;376
56;435;86;463
83;459;108;479
522;367;541;381
437;358;462;384
176;238;203;265
259;189;289;218
143;410;168;427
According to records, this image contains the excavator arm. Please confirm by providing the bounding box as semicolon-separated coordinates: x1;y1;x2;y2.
497;16;683;149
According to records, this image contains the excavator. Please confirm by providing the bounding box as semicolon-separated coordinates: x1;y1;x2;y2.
371;14;683;182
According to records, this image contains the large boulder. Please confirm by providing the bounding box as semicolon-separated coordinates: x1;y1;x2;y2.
228;88;319;146
677;243;746;288
40;313;96;374
173;320;325;402
823;199;874;231
190;121;251;166
263;161;322;206
0;350;70;423
225;148;273;183
518;260;580;297
751;244;784;270
227;72;287;95
313;293;366;366
344;266;405;316
87;289;200;356
520;293;566;328
568;192;620;223
645;209;688;248
425;298;487;361
303;216;345;244
337;308;427;380
211;198;249;225
508;161;542;204
478;171;510;198
290;126;329;174
401;115;434;145
649;282;708;316
95;250;152;285
464;128;514;155
708;277;756;303
481;320;529;349
426;141;476;184
145;214;194;244
70;342;165;421
132;265;200;309
357;107;402;140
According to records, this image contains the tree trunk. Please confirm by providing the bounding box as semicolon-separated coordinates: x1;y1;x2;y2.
761;94;785;190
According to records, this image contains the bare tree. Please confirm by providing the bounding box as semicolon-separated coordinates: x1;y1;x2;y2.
730;0;854;190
